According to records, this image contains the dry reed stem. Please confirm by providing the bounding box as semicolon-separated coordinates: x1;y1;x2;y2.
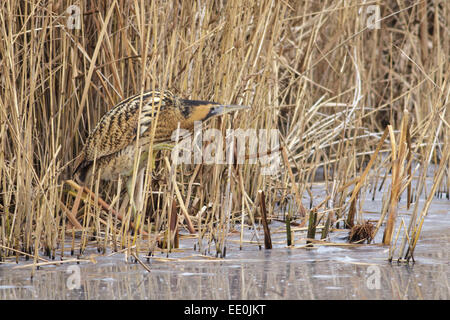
281;146;307;219
65;180;148;236
163;157;196;234
383;111;411;245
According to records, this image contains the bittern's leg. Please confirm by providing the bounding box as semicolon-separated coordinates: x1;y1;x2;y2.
126;144;173;222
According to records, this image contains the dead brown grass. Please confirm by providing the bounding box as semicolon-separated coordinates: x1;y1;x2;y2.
0;0;448;263
348;220;375;244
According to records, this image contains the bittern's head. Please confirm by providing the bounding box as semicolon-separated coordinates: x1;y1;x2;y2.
178;99;250;128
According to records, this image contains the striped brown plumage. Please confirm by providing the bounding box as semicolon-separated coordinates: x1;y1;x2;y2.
73;90;247;184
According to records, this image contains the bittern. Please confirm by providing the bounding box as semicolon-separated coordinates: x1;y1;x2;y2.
73;90;248;214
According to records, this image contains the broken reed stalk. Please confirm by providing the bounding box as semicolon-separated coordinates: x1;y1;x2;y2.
131;252;152;273
320;212;331;240
383;152;400;243
281;146;307;218
168;200;179;250
383;111;410;245
346;192;358;228
172;202;180;248
258;190;272;249
58;199;83;230
306;209;317;245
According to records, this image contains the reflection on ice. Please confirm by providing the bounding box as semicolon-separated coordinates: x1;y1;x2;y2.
0;180;448;300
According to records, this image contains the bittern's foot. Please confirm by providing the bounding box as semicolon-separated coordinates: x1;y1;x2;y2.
152;143;175;151
147;143;174;170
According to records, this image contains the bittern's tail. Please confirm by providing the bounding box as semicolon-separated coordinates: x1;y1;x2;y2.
206;104;250;118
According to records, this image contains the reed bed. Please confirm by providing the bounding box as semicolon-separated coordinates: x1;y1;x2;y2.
0;0;448;266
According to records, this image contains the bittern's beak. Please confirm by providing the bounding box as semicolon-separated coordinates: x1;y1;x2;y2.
179;99;250;123
206;104;250;118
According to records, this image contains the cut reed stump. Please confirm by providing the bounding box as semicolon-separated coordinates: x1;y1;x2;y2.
321;211;332;240
306;209;318;245
258;190;272;249
169;199;180;249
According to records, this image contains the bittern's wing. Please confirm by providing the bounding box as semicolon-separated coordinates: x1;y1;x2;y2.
82;92;163;162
